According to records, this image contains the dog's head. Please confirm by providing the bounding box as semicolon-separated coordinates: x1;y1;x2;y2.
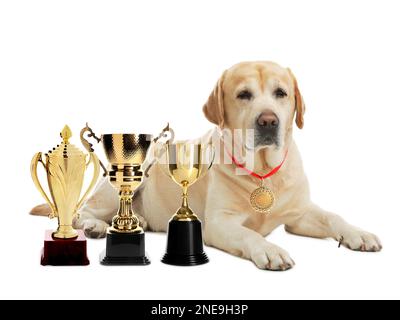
203;61;305;150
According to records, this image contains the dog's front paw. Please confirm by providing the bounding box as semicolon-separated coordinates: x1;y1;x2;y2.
82;219;109;239
137;214;148;231
338;227;382;252
250;242;295;271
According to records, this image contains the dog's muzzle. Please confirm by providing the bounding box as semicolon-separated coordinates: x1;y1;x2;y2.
254;111;280;146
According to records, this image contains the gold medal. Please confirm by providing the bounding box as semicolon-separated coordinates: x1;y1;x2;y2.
250;185;274;213
226;147;287;214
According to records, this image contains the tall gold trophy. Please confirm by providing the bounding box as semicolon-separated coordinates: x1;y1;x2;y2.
80;124;170;265
161;143;214;266
31;125;100;265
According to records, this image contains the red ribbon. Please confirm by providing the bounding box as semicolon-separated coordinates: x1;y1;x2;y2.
228;149;288;180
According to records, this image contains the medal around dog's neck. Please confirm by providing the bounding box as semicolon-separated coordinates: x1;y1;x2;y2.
226;142;288;214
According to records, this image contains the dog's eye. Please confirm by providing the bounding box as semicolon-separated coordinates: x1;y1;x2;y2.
237;90;253;100
274;88;287;98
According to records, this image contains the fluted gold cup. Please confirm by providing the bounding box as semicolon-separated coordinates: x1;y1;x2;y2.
161;142;214;266
31;125;100;265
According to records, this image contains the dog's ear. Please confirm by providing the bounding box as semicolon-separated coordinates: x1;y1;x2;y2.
287;68;305;129
203;71;227;127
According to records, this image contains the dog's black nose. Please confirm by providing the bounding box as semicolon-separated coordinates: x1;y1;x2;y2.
257;112;279;128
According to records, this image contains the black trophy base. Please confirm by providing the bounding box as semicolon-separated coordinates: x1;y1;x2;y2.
162;219;209;266
100;251;150;265
100;230;150;266
162;252;209;266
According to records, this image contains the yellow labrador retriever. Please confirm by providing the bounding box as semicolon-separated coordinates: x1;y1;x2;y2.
32;61;382;270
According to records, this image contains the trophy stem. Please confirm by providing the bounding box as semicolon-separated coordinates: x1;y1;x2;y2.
173;181;198;221
110;187;142;233
181;182;189;209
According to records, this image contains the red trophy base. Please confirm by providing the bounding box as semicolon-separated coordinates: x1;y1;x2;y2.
41;230;90;266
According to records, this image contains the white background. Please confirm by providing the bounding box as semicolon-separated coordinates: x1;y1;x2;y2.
0;0;399;300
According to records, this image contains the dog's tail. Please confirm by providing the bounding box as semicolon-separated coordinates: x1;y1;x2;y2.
30;203;52;216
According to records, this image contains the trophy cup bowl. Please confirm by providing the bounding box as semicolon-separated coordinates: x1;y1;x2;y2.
31;125;100;266
161;142;214;266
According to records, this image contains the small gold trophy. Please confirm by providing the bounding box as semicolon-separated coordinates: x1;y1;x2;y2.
31;125;100;265
80;124;171;265
161;142;214;266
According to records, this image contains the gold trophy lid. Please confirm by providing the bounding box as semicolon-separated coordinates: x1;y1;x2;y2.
46;125;86;159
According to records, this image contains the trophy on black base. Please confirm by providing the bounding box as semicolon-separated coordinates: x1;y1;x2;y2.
161;142;214;266
81;124;172;265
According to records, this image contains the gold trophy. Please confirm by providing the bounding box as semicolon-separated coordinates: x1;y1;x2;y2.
161;142;214;266
31;125;100;265
81;124;171;265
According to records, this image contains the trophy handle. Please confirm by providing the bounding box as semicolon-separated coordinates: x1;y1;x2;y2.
75;152;100;212
30;152;57;218
144;123;175;177
152;122;175;144
80;123;107;176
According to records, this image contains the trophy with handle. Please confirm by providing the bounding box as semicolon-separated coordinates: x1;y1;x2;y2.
31;125;100;266
80;123;172;265
161;142;214;266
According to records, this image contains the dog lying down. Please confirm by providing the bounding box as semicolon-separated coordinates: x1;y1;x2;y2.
31;61;382;271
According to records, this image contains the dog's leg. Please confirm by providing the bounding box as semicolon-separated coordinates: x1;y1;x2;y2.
30;203;52;216
285;205;382;252
74;178;116;238
74;208;110;239
205;211;295;271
